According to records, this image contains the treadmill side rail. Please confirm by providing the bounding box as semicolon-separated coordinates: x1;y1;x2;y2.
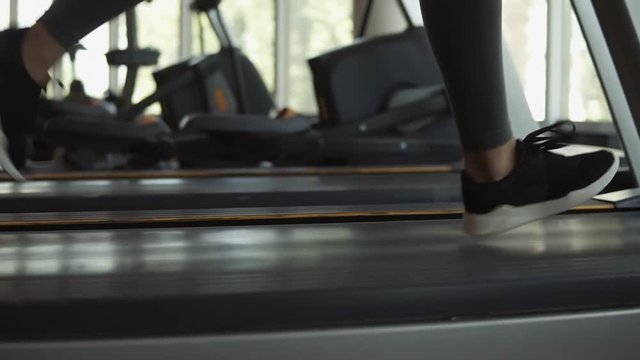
594;188;640;209
1;309;640;360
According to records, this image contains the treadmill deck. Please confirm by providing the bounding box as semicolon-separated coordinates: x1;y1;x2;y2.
1;211;639;341
0;173;460;213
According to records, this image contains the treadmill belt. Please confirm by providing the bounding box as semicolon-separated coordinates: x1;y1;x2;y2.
0;173;460;213
1;211;639;341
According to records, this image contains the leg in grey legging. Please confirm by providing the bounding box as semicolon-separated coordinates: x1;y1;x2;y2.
0;0;143;168
38;0;144;50
420;0;513;153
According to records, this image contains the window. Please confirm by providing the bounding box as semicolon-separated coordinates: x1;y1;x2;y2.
17;0;51;27
191;0;276;92
404;0;548;122
13;0;110;98
129;0;182;109
409;0;609;123
287;1;354;113
568;10;612;122
66;25;111;99
191;0;351;114
6;0;615;124
0;0;9;30
191;6;222;55
219;0;276;92
503;0;548;122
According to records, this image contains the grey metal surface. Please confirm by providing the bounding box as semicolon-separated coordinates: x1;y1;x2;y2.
546;0;572;124
0;173;455;197
2;211;636;302
2;308;639;360
0;211;639;342
0;173;460;213
595;188;640;208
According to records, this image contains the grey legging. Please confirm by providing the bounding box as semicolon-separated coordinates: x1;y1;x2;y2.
420;0;513;152
38;0;143;50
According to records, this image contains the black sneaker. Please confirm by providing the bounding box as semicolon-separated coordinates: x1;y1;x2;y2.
462;121;619;235
0;28;43;179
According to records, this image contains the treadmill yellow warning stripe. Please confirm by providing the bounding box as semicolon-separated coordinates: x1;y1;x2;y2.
0;166;457;181
0;203;616;228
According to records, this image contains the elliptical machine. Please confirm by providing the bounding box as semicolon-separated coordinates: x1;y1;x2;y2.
168;0;461;166
40;6;174;170
42;0;461;170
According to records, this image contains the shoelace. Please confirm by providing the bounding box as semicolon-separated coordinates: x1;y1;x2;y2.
523;120;576;151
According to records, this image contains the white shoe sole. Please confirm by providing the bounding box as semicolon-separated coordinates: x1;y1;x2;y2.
464;153;620;236
0;127;25;182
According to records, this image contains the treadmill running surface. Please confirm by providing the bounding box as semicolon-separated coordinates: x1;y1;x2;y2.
0;173;460;213
1;211;639;341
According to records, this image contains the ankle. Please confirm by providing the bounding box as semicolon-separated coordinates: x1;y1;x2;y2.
21;23;64;87
464;139;517;183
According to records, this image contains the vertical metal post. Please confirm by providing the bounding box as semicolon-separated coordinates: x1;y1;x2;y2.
352;0;404;37
180;0;193;60
108;16;121;95
625;0;640;33
354;0;374;37
274;0;290;108
572;0;640;185
9;0;18;28
546;0;572;124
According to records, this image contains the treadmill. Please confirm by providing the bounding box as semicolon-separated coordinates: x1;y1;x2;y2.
2;1;640;359
1;212;640;359
0;171;463;230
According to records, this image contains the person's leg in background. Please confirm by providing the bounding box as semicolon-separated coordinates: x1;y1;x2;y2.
420;0;619;235
0;0;143;170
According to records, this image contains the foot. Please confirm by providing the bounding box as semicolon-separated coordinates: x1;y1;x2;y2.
462;122;619;235
0;28;43;177
0;130;25;181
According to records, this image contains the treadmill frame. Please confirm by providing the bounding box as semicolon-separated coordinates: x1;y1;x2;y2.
573;0;640;207
1;309;639;360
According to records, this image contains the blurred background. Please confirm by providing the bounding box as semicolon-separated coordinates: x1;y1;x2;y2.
0;0;613;123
